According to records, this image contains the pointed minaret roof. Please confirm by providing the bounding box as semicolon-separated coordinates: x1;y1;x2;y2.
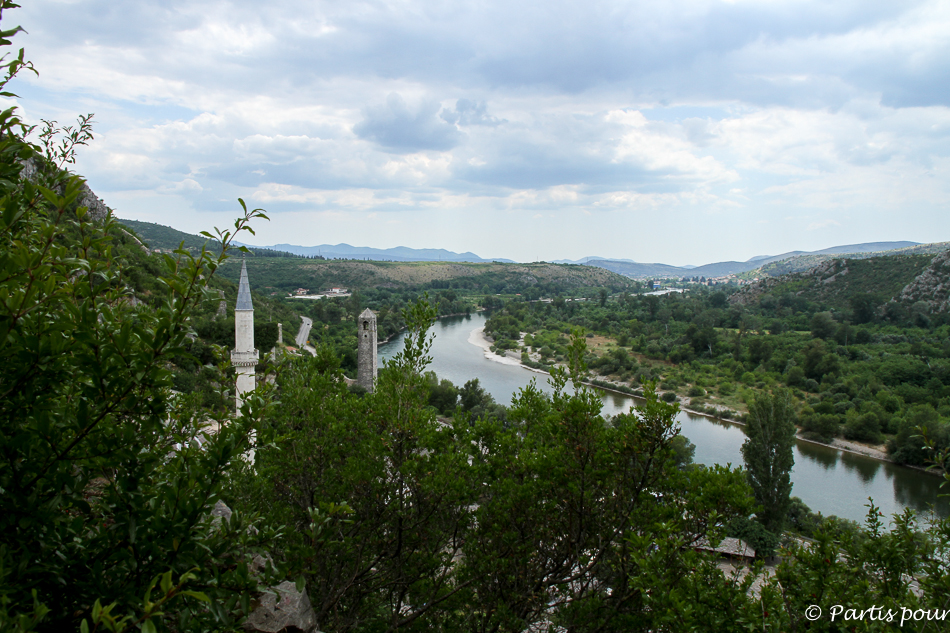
236;258;253;310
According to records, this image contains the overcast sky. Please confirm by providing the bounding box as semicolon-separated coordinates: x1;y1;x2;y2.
10;0;950;265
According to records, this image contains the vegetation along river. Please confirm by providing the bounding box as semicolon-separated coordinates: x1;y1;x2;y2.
380;312;949;524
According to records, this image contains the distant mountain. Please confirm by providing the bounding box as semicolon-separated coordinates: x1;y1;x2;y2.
810;241;918;256
116;219;511;263
580;241;923;279
238;242;514;263
552;256;639;265
757;242;947;277
583;260;693;278
121;217;930;275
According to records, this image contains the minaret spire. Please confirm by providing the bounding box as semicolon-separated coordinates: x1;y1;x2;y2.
236;256;254;311
231;257;259;413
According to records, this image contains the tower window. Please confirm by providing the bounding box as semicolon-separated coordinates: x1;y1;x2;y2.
363;321;369;330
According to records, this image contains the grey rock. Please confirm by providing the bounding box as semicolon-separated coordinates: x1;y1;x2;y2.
249;553;274;577
899;248;950;312
211;500;233;524
243;581;318;633
19;156;111;224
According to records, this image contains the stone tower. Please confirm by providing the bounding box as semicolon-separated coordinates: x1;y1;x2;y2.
357;308;377;393
231;258;259;413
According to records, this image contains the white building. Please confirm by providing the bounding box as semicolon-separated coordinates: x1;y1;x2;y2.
231;259;259;414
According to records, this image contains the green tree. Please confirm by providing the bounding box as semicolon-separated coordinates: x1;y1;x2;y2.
0;11;278;625
241;299;478;632
741;389;796;534
0;135;274;630
810;311;837;340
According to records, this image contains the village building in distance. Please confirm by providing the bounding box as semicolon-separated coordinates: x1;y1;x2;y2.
288;286;351;300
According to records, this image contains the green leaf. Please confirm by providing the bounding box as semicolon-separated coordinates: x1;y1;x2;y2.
180;590;210;603
159;570;173;595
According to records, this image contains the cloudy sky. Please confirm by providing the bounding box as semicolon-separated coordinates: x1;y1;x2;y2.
9;0;950;264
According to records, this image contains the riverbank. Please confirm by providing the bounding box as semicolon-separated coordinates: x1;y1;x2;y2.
470;325;945;477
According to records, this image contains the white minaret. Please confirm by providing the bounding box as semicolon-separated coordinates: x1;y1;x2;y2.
231;258;259;414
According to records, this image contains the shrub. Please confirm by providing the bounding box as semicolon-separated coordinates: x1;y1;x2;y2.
843;411;883;444
801;412;840;442
0;116;274;627
726;516;780;559
800;431;831;443
786;366;806;387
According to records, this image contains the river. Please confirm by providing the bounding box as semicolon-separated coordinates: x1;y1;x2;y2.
379;312;949;524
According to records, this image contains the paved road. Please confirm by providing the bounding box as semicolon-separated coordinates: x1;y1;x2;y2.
295;316;313;347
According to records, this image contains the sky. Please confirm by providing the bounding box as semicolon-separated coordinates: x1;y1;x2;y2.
8;0;950;265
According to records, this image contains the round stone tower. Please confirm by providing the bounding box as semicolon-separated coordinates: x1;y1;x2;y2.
231;258;259;413
357;308;377;393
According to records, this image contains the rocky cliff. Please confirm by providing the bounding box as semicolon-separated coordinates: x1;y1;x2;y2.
898;248;950;312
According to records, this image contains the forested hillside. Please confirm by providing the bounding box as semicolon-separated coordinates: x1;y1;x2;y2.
486;250;950;468
732;254;934;312
754;242;950;277
215;256;634;296
117;217;304;258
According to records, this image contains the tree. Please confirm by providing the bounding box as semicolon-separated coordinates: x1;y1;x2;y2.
741;389;796;534
240;299;481;632
0;9;276;626
810;311;837;340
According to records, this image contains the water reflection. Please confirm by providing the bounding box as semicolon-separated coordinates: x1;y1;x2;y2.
380;311;949;523
796;441;839;471
893;469;950;517
839;452;881;484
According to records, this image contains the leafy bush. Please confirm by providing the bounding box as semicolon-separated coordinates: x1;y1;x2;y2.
726;516;780;559
0;101;275;629
843;411;883;443
786;365;806;387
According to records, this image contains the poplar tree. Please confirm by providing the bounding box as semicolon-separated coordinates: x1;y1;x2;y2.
741;388;797;534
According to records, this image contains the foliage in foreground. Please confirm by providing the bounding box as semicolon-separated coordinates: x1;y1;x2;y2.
0;16;278;624
3;1;950;629
234;311;762;631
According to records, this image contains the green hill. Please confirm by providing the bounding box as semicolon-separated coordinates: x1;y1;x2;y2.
753;242;950;278
731;253;935;313
117;217;302;258
216;256;636;296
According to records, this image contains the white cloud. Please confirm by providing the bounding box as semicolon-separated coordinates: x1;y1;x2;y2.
11;0;950;263
807;219;841;231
